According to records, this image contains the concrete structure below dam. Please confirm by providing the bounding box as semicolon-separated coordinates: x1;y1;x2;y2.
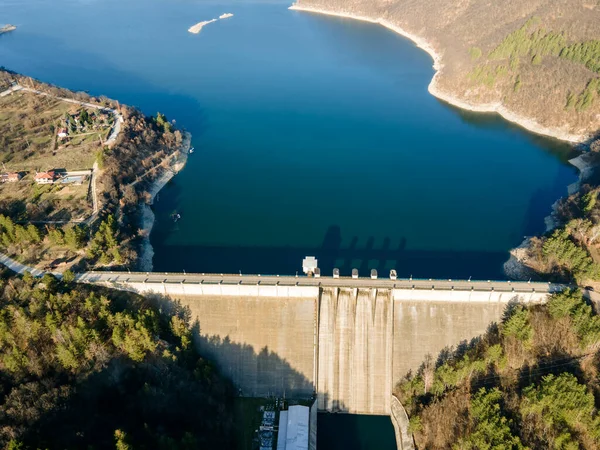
80;272;558;415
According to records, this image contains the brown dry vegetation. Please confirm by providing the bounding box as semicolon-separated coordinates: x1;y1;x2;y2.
397;289;600;449
295;0;600;138
0;180;91;222
0;91;109;171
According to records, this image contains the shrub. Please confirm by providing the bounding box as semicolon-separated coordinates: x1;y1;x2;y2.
469;47;482;60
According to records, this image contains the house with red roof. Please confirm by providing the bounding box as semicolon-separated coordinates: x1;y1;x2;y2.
0;172;22;183
34;171;57;184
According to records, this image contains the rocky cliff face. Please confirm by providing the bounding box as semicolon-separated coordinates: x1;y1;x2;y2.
292;0;600;142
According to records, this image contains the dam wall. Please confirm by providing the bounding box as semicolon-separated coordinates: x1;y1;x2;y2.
316;288;542;414
85;273;553;415
167;292;318;398
118;280;319;298
317;288;394;414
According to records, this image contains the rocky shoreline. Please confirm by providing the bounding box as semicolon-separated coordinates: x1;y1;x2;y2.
288;4;588;144
138;132;191;271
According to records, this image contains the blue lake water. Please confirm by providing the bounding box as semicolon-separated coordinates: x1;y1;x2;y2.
0;0;577;280
0;1;579;446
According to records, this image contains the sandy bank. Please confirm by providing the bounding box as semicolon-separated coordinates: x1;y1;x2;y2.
138;132;191;271
288;4;587;144
219;13;234;19
188;19;217;34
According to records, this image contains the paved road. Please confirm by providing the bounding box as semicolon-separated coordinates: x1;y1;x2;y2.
84;161;100;225
0;253;47;277
0;248;564;293
77;271;562;293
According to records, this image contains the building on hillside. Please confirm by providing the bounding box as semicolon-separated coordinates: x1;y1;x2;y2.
57;128;68;139
1;172;22;183
34;171;57;184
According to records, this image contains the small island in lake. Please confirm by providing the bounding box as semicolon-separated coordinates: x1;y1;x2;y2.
188;19;217;34
188;13;234;34
0;24;16;35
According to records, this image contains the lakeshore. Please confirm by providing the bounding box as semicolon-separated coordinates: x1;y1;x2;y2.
139;132;191;272
0;2;596;448
288;4;588;144
288;3;596;281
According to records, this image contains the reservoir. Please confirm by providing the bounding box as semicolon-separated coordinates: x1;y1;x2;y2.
0;0;576;280
0;0;578;447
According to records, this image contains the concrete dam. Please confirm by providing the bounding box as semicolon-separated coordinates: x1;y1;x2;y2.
81;272;556;415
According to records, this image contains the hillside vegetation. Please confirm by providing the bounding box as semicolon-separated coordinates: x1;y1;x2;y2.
507;138;600;284
0;69;186;271
294;0;600;140
0;270;235;449
396;289;600;449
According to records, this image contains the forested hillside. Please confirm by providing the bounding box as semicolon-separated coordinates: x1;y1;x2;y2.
396;289;600;449
293;0;600;140
0;270;235;449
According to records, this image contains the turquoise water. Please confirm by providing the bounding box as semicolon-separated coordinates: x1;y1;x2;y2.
0;0;580;447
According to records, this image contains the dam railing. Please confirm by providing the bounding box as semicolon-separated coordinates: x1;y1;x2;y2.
77;271;564;294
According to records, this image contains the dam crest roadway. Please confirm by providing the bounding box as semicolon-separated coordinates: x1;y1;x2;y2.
77;270;560;298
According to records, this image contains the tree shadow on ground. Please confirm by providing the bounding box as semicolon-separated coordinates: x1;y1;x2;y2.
516;349;586;392
147;293;315;400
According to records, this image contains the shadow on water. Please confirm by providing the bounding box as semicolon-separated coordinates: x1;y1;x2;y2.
151;165;515;279
318;413;397;450
151;222;513;279
440;102;578;163
520;162;579;237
